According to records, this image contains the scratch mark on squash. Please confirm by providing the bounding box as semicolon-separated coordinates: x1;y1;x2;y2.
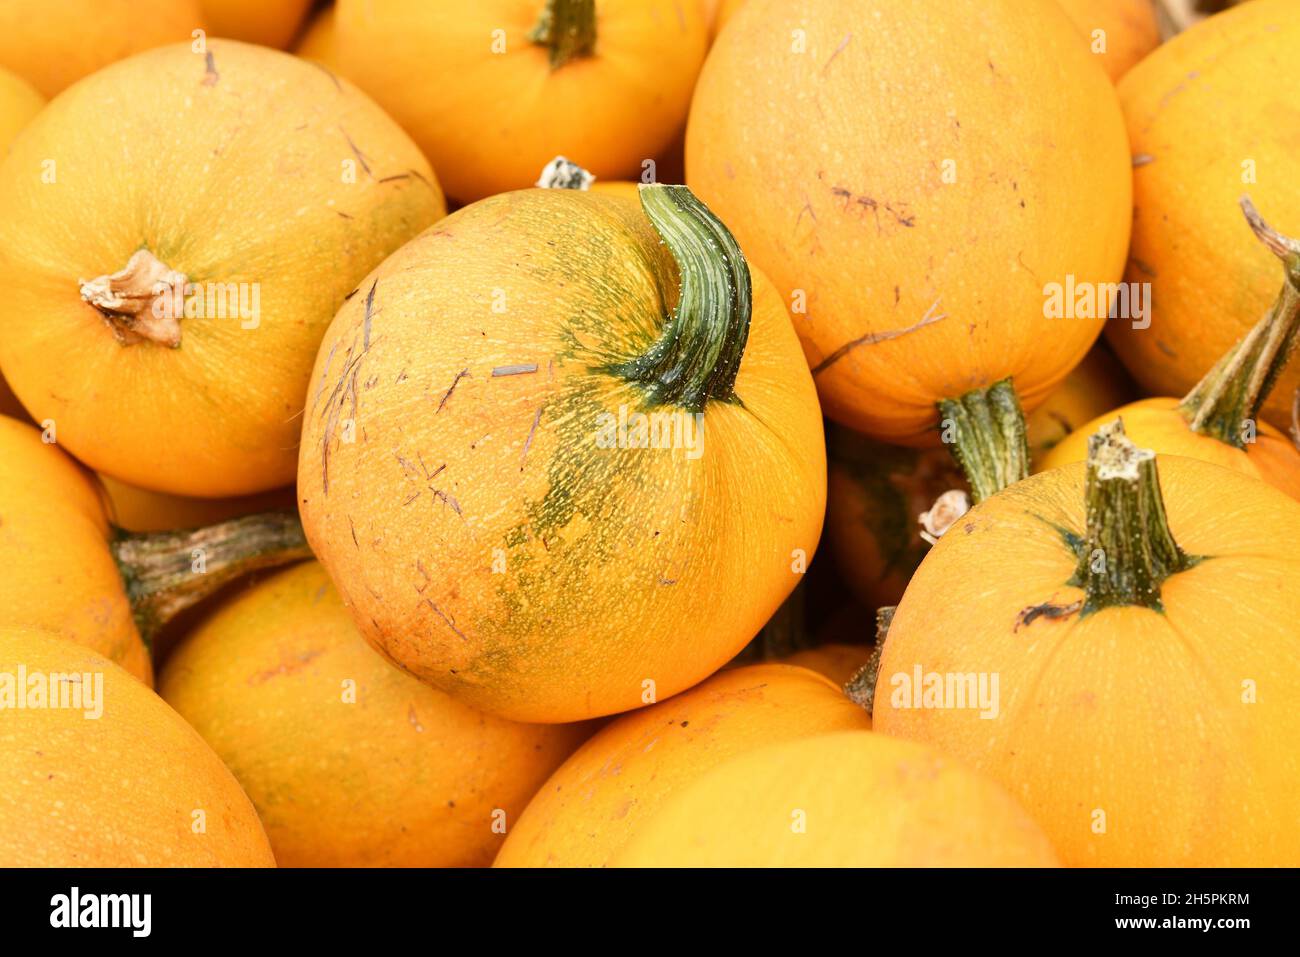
202;52;219;86
363;279;378;349
341;128;372;176
823;34;852;72
812;298;947;375
426;599;468;641
1014;598;1081;633
521;406;543;468
437;368;470;412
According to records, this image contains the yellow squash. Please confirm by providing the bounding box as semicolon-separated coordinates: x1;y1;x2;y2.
612;731;1060;867
876;421;1300;866
1108;0;1300;433
687;0;1131;504
0;41;444;497
0;629;274;866
299;185;825;723
161;561;589;867
335;0;708;203
1056;0;1161;82
493;664;871;867
201;0;313;49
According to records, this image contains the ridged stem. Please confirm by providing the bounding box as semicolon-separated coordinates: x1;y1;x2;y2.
937;378;1029;503
528;0;596;69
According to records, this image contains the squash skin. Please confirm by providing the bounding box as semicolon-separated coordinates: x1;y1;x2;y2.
781;642;868;686
1025;346;1136;464
0;41;445;497
0;0;204;98
611;731;1061;867
874;456;1300;866
0;66;41;421
335;0;708;204
493;664;871;867
1056;0;1160;82
686;0;1131;443
1109;0;1300;434
201;0;313;50
299;188;826;723
160;561;588;867
1041;396;1300;502
0;416;150;684
98;474;298;533
0;629;274;866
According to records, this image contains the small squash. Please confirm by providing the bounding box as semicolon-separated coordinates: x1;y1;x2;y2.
1025;345;1137;464
0;66;42;421
686;0;1131;500
875;420;1300;866
0;415;311;685
781;643;868;686
160;561;589;867
335;0;708;203
200;0;313;49
1045;201;1300;500
0;0;204;98
1108;0;1300;433
0;629;274;867
1056;0;1161;82
611;731;1060;867
299;185;825;723
99;474;298;534
493;663;871;867
0;41;444;497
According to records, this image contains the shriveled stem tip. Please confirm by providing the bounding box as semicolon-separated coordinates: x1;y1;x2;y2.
843;605;894;716
79;249;186;347
536;156;595;190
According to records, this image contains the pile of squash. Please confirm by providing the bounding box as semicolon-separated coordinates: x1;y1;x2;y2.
1;0;1296;869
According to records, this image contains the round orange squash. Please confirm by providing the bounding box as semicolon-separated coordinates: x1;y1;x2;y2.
781;642;868;686
160;561;588;867
493;663;871;867
0;415;312;685
1025;345;1137;464
99;475;298;533
0;628;274;866
299;185;825;723
201;0;313;49
1108;0;1300;433
1045;200;1300;501
875;420;1300;866
1056;0;1161;82
687;0;1131;499
0;41;444;498
335;0;708;203
611;731;1060;867
0;0;204;98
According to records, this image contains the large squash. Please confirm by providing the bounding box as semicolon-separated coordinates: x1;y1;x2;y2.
0;415;311;685
494;663;871;867
334;0;708;203
611;731;1060;867
0;629;274;866
875;420;1300;866
1108;0;1300;433
1045;199;1300;501
0;41;444;498
0;0;204;98
160;561;589;867
299;185;825;723
0;66;42;421
687;0;1131;500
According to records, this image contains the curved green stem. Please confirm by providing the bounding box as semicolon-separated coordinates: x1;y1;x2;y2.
112;509;312;649
609;184;752;411
937;378;1029;503
1179;197;1300;447
1067;420;1196;614
529;0;596;69
843;605;893;716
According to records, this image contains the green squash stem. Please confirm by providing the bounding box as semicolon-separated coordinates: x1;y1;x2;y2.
112;509;312;649
936;378;1030;503
1178;197;1300;448
609;184;752;412
1067;420;1196;614
529;0;597;69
